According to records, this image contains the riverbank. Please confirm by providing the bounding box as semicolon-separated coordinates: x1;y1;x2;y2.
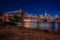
0;26;60;40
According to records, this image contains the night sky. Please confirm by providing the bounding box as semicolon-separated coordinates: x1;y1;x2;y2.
0;0;60;18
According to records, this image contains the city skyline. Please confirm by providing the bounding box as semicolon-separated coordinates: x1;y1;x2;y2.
0;0;60;18
3;9;60;19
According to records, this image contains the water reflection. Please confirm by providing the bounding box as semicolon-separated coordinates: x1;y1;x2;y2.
24;20;60;32
39;22;60;32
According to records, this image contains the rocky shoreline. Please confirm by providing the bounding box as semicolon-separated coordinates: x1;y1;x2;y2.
0;26;60;40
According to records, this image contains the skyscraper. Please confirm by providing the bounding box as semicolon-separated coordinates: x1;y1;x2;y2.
45;9;47;17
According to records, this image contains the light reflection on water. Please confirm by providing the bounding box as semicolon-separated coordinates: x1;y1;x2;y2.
28;22;60;32
23;19;60;32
